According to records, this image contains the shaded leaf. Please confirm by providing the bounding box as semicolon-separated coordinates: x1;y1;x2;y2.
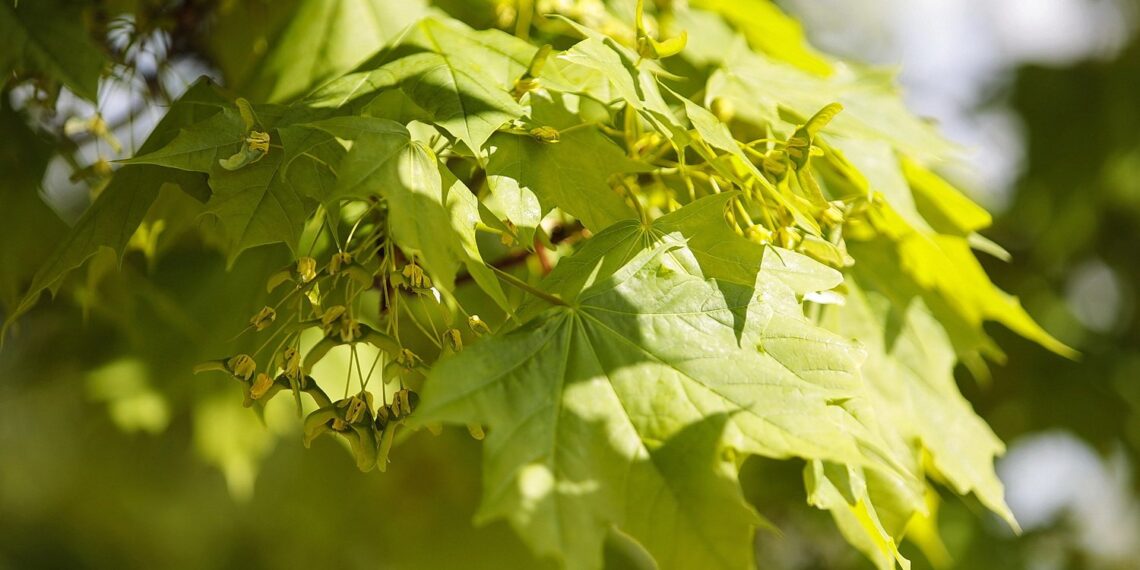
0;0;105;100
485;92;639;235
3;79;227;336
208;0;429;103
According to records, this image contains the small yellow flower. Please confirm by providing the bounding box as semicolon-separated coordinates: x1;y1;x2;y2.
250;372;274;400
468;315;492;336
249;306;276;331
296;257;318;283
401;263;432;289
529;126;560;143
227;354;257;381
443;328;463;352
246;131;271;153
398;348;421;368
328;251;353;275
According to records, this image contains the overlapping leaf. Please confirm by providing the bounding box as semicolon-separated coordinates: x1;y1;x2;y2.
306;17;534;151
417;238;901;570
304;117;507;307
4;4;1071;569
707;42;954;163
830;283;1015;526
845;182;1075;363
0;100;66;313
123;103;343;262
414;193;922;569
209;0;428;103
484;92;640;236
3;79;227;336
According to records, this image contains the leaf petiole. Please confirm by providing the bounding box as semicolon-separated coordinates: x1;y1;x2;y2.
487;265;567;306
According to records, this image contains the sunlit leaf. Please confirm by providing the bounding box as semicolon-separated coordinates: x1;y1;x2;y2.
419;242;899;570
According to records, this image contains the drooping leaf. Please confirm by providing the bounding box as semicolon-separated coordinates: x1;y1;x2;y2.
828;282;1017;529
901;157;993;236
121;107;247;172
804;460;912;570
847;197;1076;361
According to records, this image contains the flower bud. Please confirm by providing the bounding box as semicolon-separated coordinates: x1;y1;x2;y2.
529;126;560;143
250;372;274;400
227;354;257;381
250;306;276;331
297;257;318;283
468;315;492;336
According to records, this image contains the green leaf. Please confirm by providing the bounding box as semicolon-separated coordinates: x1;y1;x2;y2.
201;151;315;262
536;192;838;306
3;79;227;337
689;0;832;75
418;240;904;569
707;43;956;163
306;17;530;151
804;461;912;570
847;198;1077;361
485;92;640;235
208;0;429;103
901;157;993;236
829;282;1017;530
307;119;507;306
0;100;66;313
125;99;347;262
0;0;105;100
121;107;246;172
303;116;412;202
556;34;673;123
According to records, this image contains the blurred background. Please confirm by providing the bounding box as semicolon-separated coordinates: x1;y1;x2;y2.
2;0;1139;568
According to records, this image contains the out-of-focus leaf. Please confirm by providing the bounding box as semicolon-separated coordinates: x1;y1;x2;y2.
847;200;1077;361
0;100;66;313
901;157;992;236
3;79;227;337
689;0;832;75
0;0;105;100
209;0;429;103
708;43;955;163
